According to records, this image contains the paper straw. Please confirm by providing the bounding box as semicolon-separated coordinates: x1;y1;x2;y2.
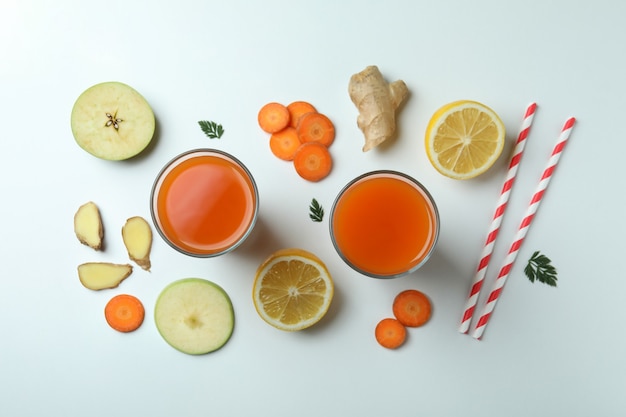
458;103;537;334
471;116;576;340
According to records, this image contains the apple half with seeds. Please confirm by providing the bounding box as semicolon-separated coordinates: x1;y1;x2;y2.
154;278;235;355
71;81;155;160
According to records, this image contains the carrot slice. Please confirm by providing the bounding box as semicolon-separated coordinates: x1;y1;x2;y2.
104;294;145;333
375;318;406;349
287;101;317;129
258;102;290;133
270;127;301;161
392;289;432;327
297;112;335;147
293;142;332;182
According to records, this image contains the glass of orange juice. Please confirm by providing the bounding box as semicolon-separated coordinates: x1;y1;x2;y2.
330;170;439;278
150;149;259;257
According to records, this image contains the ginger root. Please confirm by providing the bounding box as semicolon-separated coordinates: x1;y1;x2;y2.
78;262;133;290
348;65;409;152
74;201;104;250
122;216;153;271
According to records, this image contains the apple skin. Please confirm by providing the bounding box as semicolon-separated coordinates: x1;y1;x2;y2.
70;81;155;161
154;278;235;355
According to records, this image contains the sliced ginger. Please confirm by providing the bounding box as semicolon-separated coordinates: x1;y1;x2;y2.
74;201;104;250
122;216;153;271
348;65;409;152
78;262;133;290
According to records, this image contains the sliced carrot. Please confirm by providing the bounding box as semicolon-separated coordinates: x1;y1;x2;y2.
293;142;333;182
375;318;406;349
392;289;432;327
297;112;335;147
258;102;290;133
269;127;301;161
287;101;317;129
104;294;145;333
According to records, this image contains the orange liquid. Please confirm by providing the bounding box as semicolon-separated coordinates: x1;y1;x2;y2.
154;152;257;256
331;173;438;277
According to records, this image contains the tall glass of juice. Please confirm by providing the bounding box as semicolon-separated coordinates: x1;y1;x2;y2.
330;170;439;278
150;149;259;257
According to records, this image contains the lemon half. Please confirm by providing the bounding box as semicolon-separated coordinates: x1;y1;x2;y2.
425;100;505;180
253;248;334;331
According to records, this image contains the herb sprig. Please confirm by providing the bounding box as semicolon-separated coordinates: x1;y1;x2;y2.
309;198;324;222
524;251;558;287
198;120;224;139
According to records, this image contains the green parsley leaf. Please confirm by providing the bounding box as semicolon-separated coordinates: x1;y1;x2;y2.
524;251;558;287
309;198;324;222
198;120;224;139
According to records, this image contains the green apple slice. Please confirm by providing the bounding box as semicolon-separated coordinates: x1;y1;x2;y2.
70;81;155;160
154;278;235;355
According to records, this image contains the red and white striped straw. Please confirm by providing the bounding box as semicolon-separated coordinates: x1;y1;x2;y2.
471;116;576;340
458;103;537;334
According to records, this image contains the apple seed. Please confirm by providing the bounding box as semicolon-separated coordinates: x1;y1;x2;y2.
105;112;123;130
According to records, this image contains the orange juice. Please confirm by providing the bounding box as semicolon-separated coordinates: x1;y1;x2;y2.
330;171;439;278
151;149;258;257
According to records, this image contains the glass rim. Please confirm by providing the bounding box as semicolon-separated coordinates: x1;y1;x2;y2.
150;148;259;258
329;170;440;279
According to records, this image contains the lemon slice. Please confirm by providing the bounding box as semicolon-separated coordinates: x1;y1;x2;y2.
253;248;334;331
425;100;505;179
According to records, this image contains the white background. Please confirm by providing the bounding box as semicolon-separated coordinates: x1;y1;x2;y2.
1;1;624;416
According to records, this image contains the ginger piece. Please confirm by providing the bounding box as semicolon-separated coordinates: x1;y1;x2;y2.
348;65;409;151
122;216;153;271
78;262;133;290
74;201;104;250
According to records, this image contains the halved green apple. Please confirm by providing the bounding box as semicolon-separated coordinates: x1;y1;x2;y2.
154;278;235;355
70;81;155;160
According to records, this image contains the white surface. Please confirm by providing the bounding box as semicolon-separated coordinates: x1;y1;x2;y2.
1;1;624;416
